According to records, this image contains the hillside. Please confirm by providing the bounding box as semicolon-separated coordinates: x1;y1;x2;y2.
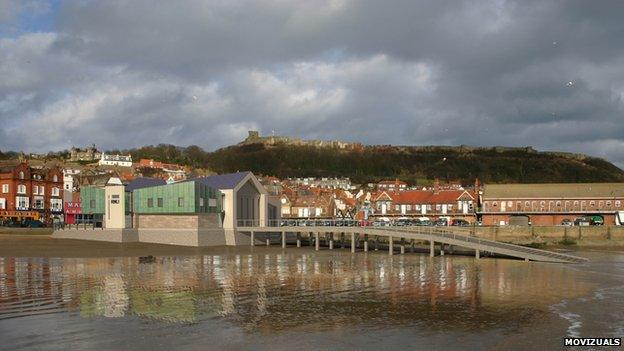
115;142;624;185
206;143;624;184
5;140;624;185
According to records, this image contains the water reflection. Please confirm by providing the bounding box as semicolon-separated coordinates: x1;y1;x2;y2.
0;248;594;335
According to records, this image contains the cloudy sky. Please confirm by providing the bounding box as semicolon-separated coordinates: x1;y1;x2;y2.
1;0;623;166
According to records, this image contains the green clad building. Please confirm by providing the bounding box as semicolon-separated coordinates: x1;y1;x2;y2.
80;186;105;214
133;181;221;214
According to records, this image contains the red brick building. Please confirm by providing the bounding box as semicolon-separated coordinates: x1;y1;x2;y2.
0;162;64;224
478;183;624;226
371;187;476;221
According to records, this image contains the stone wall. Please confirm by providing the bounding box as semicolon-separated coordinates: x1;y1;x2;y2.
472;226;624;243
136;213;221;229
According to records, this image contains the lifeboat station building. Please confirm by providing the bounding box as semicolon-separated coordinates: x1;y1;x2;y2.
55;172;280;246
478;183;624;226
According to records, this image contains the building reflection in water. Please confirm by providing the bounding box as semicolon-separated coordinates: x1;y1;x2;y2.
0;249;594;332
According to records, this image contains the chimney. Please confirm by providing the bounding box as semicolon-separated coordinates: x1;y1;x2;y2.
434;178;440;194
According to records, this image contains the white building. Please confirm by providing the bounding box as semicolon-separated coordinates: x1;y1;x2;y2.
99;153;133;167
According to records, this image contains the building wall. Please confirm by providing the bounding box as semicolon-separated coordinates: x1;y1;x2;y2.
481;213;618;226
236;180;260;222
0;163;63;222
136;213;221;229
105;184;126;229
133;181;220;214
80;186;106;214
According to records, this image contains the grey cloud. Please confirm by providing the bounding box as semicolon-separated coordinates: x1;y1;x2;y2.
1;0;624;168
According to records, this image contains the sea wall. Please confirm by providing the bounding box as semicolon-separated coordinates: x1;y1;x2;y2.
472;226;624;244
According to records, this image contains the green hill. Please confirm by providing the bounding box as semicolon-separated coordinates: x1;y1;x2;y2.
118;142;624;185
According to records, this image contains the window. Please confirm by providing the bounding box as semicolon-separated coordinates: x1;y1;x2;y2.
157;198;163;207
33;197;44;209
1;184;8;193
435;204;441;211
17;184;26;194
50;199;62;211
395;205;400;211
19;171;24;180
0;198;5;210
33;185;38;194
556;201;561;207
590;201;595;207
606;201;612;207
51;187;59;196
598;201;604;208
40;186;44;195
53;175;58;182
616;201;621;208
147;198;154;208
178;197;184;207
16;196;29;210
199;197;204;207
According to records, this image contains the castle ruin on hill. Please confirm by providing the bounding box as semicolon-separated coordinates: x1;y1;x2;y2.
240;131;364;150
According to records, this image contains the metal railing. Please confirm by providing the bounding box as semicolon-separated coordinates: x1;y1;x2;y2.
236;219;473;228
237;219;587;263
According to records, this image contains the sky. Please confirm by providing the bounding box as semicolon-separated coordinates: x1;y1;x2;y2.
1;0;623;167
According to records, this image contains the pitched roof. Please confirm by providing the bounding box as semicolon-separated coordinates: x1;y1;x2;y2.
389;190;473;204
190;172;250;189
483;183;624;199
125;177;167;192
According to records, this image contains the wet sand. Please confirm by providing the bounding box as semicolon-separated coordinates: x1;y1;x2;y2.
0;235;242;258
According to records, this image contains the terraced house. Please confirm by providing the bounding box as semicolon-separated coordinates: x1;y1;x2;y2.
371;182;476;222
0;162;63;223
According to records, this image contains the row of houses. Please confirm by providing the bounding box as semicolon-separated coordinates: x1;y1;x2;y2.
0;163;64;223
3;159;624;227
263;177;624;226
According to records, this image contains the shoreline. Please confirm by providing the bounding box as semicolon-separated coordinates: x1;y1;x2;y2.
0;234;622;258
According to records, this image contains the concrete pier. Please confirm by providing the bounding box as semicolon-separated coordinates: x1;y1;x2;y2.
250;231;254;246
388;236;393;256
329;239;334;250
266;235;270;246
430;240;435;257
364;240;368;252
281;231;286;248
351;233;356;253
475;249;480;259
296;233;301;247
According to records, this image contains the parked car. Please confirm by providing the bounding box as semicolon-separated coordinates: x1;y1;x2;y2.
591;216;604;226
574;216;593;226
394;218;411;226
22;220;45;228
451;219;470;226
561;219;574;226
434;218;449;226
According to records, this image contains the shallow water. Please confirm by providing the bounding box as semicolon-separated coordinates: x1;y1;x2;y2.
0;247;622;350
